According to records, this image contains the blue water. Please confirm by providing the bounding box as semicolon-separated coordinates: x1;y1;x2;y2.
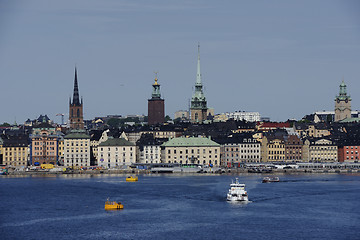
0;173;359;240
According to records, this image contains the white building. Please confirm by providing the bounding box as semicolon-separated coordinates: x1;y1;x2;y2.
97;137;136;168
224;111;261;122
64;130;91;167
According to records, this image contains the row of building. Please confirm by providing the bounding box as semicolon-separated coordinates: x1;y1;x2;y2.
1;120;360;168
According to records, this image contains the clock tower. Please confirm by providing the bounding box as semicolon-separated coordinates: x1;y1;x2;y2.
334;80;351;122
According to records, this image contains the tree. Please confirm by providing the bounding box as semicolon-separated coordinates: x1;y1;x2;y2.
107;118;122;128
165;115;172;122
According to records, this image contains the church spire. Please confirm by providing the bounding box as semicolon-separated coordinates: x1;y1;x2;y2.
72;67;81;106
196;43;202;86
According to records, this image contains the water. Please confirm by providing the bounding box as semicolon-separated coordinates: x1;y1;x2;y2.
0;173;359;240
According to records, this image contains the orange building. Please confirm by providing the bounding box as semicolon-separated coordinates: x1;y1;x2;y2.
30;123;60;165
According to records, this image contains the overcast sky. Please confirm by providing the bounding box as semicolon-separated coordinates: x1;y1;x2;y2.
1;0;359;124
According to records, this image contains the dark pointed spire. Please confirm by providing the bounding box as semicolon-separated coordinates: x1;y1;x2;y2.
72;67;80;106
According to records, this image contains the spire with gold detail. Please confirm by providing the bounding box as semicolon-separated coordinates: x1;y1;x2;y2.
151;71;161;99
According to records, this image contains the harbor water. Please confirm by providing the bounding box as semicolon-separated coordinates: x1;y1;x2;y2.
0;173;359;240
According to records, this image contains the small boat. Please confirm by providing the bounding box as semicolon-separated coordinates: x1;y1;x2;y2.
262;177;280;183
126;176;138;182
227;178;249;202
105;198;124;210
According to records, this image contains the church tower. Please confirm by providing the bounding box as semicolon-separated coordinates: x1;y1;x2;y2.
148;73;165;125
69;68;84;129
190;44;208;123
335;79;351;122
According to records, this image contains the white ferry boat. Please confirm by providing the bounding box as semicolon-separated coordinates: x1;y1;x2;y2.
226;178;249;202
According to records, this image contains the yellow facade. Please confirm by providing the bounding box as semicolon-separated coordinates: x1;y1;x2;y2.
3;146;28;166
163;145;220;166
261;137;285;162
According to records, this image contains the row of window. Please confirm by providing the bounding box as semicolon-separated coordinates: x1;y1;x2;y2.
345;146;359;149
66;149;88;153
168;149;218;154
33;141;55;145
34;147;55;150
4;152;27;156
66;142;88;147
311;147;336;150
225;155;260;159
168;155;218;160
168;160;218;165
225;147;260;151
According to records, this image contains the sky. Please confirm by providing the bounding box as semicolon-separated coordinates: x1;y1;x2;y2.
0;0;360;124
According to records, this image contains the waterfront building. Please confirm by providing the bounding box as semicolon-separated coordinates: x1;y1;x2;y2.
335;80;351;122
224;111;261;122
64;130;90;167
338;144;360;162
148;74;165;125
217;133;261;167
58;136;64;165
161;136;220;166
69;68;84;129
0;136;3;164
89;130;103;165
190;45;208;123
304;138;338;162
97;137;136;168
136;134;167;164
261;134;286;162
2;135;29;166
285;134;303;162
30;123;60;165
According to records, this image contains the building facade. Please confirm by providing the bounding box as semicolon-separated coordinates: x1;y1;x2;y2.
174;110;190;121
285;134;303;162
136;134;166;164
148;75;165;125
30;123;59;165
2;136;29;167
338;144;360;162
162;137;221;166
261;135;286;162
224;111;261;122
98;137;136;168
335;80;351;122
69;68;84;129
218;134;261;167
305;138;338;162
64;130;90;167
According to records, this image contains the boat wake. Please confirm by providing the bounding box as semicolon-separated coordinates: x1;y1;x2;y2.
1;213;111;227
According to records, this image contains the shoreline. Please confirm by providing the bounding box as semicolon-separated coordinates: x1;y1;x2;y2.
2;168;360;177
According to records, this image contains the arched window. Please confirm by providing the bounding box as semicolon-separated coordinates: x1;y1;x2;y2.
77;109;80;117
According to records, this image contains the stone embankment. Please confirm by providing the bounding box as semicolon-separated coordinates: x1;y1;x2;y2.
3;167;360;176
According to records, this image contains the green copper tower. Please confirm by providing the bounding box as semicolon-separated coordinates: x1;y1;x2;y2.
335;79;351;122
190;44;208;123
